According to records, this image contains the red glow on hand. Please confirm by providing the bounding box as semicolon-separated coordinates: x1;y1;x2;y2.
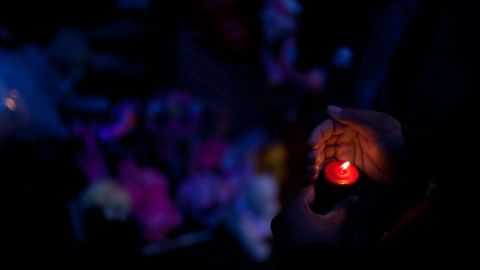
324;161;359;186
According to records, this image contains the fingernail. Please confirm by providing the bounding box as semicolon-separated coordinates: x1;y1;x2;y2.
327;105;342;114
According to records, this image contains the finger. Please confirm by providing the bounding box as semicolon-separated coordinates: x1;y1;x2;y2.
354;138;364;168
326;136;338;145
307;158;337;182
308;119;335;149
308;148;325;169
335;143;355;162
307;165;319;182
323;158;337;165
324;145;336;159
336;129;357;144
327;105;377;137
294;184;316;207
332;121;349;135
308;147;325;164
307;150;323;181
323;195;359;225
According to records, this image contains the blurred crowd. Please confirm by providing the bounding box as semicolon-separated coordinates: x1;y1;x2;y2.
1;0;479;269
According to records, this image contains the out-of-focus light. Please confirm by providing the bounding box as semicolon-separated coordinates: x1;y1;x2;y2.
332;46;354;68
3;97;16;111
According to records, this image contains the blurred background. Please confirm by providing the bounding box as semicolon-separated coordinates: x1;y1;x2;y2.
1;0;479;268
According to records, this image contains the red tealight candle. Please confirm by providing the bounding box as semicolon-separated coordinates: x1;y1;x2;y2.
324;161;359;186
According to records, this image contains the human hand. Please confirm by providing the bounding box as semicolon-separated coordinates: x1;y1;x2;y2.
271;184;357;248
308;105;405;184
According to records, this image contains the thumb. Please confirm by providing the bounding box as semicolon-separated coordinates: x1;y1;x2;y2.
294;184;316;207
323;195;359;225
327;105;378;137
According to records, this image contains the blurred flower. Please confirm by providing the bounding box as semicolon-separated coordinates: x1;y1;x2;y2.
118;158;182;243
177;172;232;229
227;173;280;262
0;46;67;140
191;135;230;171
81;180;132;221
98;100;139;142
240;173;280;219
261;0;303;45
256;142;288;183
74;122;110;181
47;28;89;83
146;90;203;140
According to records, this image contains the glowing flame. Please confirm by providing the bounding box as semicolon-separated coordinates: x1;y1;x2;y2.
340;161;350;171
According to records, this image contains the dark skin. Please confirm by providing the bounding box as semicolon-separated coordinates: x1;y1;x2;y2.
273;105;405;248
271;184;357;247
307;105;405;184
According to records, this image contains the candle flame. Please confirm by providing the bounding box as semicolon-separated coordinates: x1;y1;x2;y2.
340;161;350;170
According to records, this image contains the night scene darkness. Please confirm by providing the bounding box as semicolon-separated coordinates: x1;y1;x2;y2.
1;0;479;269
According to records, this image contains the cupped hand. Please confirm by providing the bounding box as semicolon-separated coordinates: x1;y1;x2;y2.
307;106;405;184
